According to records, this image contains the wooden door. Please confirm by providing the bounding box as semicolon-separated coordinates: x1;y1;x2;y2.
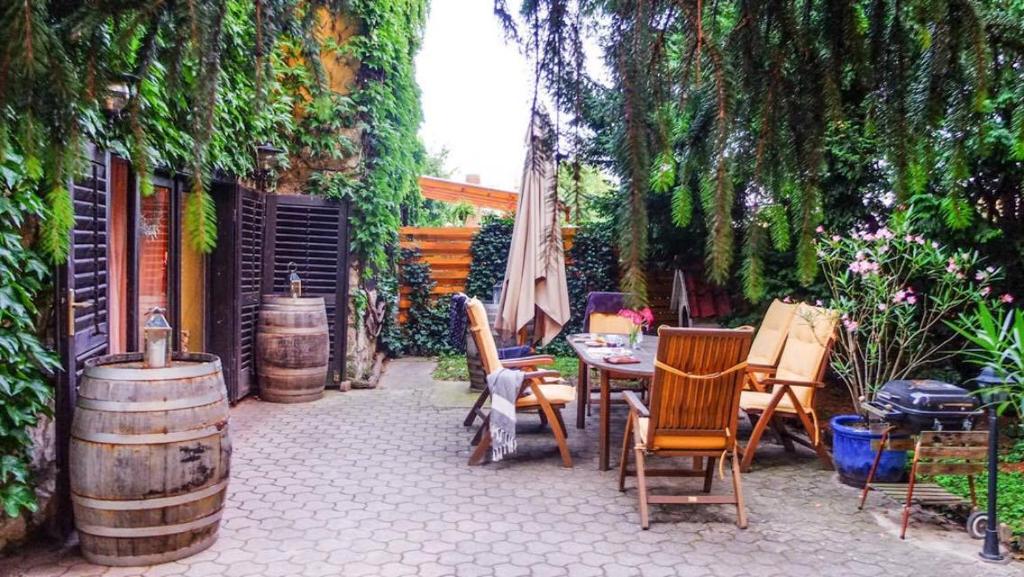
208;183;264;403
262;194;350;386
53;145;111;536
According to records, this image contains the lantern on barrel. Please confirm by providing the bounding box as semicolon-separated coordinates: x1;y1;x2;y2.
289;262;302;299
143;307;172;368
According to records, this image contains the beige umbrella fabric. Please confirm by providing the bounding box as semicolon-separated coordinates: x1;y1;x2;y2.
494;111;570;346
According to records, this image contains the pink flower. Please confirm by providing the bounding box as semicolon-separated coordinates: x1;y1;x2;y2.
904;234;915;243
906;295;917;305
877;303;887;311
876;227;893;239
782;296;793;303
816;225;825;234
892;290;906;303
843;318;859;333
915;236;925;245
1001;294;1014;304
976;271;988;281
832;235;841;242
981;287;991;297
932;241;939;249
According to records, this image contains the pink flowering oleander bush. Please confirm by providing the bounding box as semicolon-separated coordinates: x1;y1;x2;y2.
817;209;1006;410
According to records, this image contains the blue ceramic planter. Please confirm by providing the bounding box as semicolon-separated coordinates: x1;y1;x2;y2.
830;415;908;488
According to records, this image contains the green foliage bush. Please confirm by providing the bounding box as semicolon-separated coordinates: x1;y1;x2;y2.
465;215;515;301
400;249;454;357
0;148;60;518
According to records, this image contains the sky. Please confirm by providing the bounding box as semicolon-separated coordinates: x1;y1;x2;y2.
415;1;538;192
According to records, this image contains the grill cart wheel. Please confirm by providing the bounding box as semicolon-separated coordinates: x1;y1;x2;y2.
967;511;988;540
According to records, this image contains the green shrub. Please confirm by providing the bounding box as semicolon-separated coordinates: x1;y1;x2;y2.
465;215;514;300
400;248;454;356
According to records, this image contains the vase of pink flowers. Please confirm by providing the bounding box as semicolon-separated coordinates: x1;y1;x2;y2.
618;307;654;350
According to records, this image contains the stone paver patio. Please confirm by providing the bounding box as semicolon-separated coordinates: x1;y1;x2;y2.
2;358;1017;577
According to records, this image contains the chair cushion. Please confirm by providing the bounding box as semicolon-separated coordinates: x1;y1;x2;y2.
747;300;798;366
517;384;575;407
739;390;813;414
588;312;636;335
636;418;728;450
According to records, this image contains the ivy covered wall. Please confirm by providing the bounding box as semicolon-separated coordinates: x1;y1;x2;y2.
0;0;429;544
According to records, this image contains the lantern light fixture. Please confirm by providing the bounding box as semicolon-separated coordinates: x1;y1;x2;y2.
288;262;302;299
143;307;173;369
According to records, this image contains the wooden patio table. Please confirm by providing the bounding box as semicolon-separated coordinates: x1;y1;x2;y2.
568;334;658;471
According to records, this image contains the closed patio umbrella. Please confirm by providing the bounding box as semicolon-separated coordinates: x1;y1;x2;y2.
494;111;570;346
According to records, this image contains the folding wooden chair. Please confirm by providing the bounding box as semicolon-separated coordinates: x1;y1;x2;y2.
461;297;576;467
741;299;798;392
618;326;754;529
738;304;838;472
859;430;988;539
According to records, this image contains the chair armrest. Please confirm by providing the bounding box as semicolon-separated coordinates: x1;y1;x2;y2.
746;364;776;374
762;378;825;389
522;369;561;381
622;390;649;418
502;355;555;368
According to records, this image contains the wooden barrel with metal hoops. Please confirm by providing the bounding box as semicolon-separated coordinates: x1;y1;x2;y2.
70;353;231;566
256;295;329;403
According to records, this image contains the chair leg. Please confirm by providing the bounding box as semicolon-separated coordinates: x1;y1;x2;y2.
468;418;492;466
703;458;716;493
538;408;549;428
634;448;650;529
538;400;572;468
731;451;748;529
553;408;569;440
741;411;773;472
463;388;490;427
470;421;486;446
782;388;833;470
618;414;634;492
769;416;796;453
741;388;786;472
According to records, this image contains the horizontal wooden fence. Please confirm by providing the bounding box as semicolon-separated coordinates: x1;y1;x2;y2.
398;226;576;322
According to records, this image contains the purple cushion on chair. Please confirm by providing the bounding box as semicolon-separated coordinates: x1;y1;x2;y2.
583;292;628;332
497;345;531;360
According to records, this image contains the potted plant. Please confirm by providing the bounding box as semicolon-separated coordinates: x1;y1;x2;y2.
817;209;999;486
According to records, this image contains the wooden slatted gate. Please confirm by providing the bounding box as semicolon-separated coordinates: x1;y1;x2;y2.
54;145;111;536
262;194;350;388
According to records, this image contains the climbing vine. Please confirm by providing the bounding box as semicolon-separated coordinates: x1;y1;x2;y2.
465;215;516;300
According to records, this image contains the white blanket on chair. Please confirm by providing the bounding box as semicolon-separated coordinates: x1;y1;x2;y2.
487;368;524;461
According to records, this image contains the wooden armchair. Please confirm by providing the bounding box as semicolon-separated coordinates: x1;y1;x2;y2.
738;303;838;472
461;297;576;467
618;326;753;529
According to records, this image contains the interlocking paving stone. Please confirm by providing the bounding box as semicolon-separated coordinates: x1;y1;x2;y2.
1;357;1018;577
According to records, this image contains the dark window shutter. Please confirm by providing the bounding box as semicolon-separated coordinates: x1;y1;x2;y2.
263;194;350;385
207;184;265;403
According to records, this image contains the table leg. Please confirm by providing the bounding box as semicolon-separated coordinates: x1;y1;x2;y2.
576;358;587;430
599;370;610;471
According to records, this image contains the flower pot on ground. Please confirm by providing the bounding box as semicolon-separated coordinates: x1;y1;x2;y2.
831;415;908;488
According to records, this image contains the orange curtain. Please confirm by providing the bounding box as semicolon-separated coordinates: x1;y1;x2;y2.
107;159;129;353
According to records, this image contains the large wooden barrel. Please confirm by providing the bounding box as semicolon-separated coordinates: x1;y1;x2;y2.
71;353;231;567
256;295;329;403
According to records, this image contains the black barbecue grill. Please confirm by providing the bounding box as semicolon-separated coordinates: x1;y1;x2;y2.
862;379;983;433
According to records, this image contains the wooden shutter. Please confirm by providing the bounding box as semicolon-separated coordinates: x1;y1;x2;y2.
207;183;265;403
262;194;350;386
54;145;111;536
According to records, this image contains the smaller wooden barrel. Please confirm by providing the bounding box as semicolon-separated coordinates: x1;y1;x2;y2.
257;295;329;403
71;353;230;567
